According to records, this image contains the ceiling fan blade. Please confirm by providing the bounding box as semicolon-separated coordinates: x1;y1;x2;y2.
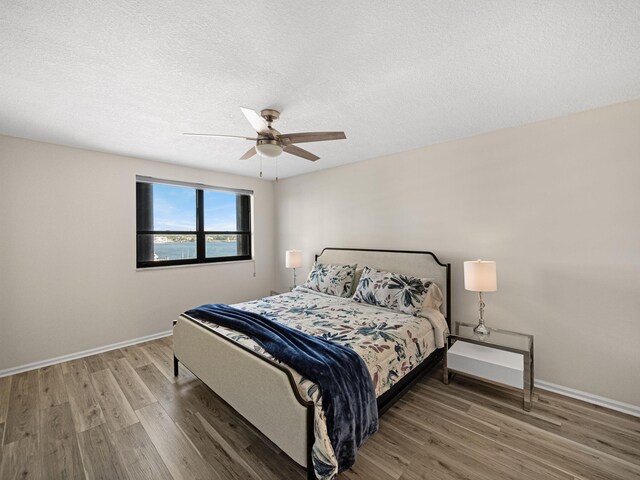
183;133;257;140
239;146;257;160
240;107;271;136
283;144;320;162
279;131;346;144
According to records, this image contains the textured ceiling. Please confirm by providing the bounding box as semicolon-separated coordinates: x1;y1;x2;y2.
1;1;640;179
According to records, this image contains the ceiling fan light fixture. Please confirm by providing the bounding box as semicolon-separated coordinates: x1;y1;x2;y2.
256;139;283;158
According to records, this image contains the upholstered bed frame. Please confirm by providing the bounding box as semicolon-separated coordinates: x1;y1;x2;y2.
173;248;451;479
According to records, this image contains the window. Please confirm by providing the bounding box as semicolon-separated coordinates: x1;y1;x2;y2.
136;177;252;268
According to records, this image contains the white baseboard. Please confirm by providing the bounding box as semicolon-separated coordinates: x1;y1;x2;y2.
0;330;173;378
535;379;640;418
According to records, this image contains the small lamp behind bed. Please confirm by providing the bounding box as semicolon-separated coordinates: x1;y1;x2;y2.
285;250;302;290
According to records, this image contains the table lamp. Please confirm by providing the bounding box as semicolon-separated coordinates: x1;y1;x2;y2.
285;250;302;289
464;259;497;336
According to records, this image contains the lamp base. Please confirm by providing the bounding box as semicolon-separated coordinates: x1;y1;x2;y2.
473;321;491;336
473;292;490;337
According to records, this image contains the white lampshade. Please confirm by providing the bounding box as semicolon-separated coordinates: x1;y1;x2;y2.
285;250;302;269
256;141;283;158
464;260;497;292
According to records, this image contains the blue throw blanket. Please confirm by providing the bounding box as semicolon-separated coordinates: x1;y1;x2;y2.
184;304;378;473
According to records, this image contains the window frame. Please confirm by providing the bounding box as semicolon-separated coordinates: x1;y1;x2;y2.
136;177;252;269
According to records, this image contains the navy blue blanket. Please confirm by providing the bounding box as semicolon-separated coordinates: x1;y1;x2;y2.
184;304;378;473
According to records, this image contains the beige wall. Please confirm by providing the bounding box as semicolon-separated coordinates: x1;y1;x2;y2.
274;99;640;407
0;136;275;372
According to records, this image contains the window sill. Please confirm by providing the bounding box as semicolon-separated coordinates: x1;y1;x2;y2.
136;259;255;271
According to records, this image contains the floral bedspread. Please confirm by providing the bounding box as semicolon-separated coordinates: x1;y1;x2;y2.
181;288;444;480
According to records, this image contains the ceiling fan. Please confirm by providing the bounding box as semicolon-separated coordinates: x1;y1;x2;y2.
183;107;346;161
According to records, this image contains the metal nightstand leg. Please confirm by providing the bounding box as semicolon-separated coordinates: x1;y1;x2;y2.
524;351;532;411
443;337;450;384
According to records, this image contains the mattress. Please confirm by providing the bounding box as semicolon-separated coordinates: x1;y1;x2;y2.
181;287;442;479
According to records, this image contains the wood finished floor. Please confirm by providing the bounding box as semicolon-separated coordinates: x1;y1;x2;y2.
1;336;639;480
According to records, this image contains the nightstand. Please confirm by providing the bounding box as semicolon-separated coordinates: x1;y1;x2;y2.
444;322;534;411
270;288;294;295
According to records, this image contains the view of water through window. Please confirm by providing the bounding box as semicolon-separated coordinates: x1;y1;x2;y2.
152;239;239;261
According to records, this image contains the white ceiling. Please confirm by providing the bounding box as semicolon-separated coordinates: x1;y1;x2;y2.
1;1;639;180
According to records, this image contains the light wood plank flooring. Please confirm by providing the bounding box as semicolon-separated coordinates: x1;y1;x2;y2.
1;336;639;479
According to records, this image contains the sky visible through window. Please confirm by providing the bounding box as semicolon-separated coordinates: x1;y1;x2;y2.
204;190;238;231
152;184;238;231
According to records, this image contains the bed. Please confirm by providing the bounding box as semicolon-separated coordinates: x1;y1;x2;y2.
173;248;451;479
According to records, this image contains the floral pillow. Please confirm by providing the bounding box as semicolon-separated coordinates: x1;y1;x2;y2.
352;266;443;315
301;263;357;297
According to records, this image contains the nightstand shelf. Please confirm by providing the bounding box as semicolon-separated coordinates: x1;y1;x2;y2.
444;322;534;411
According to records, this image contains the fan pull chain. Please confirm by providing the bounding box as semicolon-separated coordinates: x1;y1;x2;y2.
275;157;278;182
259;156;263;178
